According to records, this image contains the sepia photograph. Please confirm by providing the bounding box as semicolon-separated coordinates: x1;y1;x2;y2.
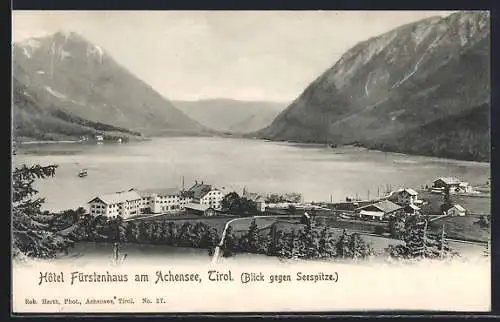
11;10;491;314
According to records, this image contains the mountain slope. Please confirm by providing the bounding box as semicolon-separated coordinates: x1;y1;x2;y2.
172;99;287;133
257;11;490;161
13;31;210;140
13;77;142;141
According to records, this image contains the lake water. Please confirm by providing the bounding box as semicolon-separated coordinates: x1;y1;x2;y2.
13;137;490;212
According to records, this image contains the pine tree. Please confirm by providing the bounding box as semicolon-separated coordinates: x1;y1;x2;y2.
125;221;138;243
247;219;259;252
111;216;128;243
318;226;335;258
299;220;318;259
167;222;177;246
12;164;75;259
137;221;148;243
349;233;373;260
222;226;235;257
335;229;350;259
268;223;279;256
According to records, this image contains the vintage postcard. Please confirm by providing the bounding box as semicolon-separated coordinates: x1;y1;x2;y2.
11;10;491;314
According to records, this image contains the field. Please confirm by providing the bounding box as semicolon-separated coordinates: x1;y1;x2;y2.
429;215;490;243
418;190;490;215
130;215;279;235
259;221;403;256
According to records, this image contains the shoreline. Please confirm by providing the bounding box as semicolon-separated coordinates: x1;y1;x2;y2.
14;135;491;164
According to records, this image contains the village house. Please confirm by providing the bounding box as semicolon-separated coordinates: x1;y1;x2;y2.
187;181;230;210
242;191;267;212
389;188;421;206
184;203;216;216
443;204;467;217
88;189;142;219
137;188;192;214
404;203;421;216
355;200;403;221
432;177;472;193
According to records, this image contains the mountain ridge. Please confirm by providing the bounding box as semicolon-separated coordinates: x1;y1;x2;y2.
12;31;212;141
255;11;490;162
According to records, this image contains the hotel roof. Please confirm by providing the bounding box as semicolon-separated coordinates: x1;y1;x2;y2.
188;182;213;200
137;188;182;197
88;190;142;205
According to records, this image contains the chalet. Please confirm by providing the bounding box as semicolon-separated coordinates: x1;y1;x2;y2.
404;204;420;216
184;203;216;216
242;191;267;212
443;204;467;217
88;190;142;219
187;181;232;210
355;200;403;221
390;188;421;206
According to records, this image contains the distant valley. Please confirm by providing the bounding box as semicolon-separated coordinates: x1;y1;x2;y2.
173;99;287;134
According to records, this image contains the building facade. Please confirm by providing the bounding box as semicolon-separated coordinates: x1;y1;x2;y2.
88;190;142;219
390;188;420;206
355;200;403;221
188;181;231;210
444;204;467;216
138;188;192;214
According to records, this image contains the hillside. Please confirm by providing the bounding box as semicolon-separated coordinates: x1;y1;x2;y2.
256;11;490;162
13;77;142;141
172;99;287;133
12;31;210;141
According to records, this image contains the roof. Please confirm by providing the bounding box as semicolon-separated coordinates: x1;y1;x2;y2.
137;187;181;197
406;204;420;211
402;188;418;196
357;200;402;214
359;210;385;217
434;177;462;185
243;192;265;202
184;203;213;212
188;183;212;200
88;190;142;205
218;186;235;196
443;204;466;212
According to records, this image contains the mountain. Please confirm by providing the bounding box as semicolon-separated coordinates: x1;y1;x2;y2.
172;99;287;133
257;11;490;161
13;77;143;141
12;31;210;141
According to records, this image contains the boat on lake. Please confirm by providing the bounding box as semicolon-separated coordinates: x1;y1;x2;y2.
78;169;88;177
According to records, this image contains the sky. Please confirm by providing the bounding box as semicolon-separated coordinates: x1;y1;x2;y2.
12;11;454;102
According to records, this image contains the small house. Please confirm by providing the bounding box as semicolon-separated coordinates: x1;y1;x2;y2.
355;200;403;221
184;203;216;216
390;188;420;206
443;204;467;217
242;191;267;212
404;204;420;216
433;177;462;191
